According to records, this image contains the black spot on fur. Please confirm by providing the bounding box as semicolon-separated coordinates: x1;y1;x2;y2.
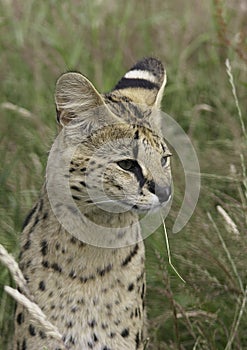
22;204;37;230
121;328;129;338
80;275;95;283
39;280;46;291
69;269;76;279
88;319;97;328
23;239;31;250
69;336;75;345
135;307;141;318
39;330;47;339
16;312;24;325
136;271;144;282
72;195;81;201
51;263;62;273
122;244;139;266
79;181;88;188
26;260;31;268
70;236;77;244
77;298;84;304
93;333;98;342
80;276;88;283
56;107;61;123
141;283;145;299
135;332;140;348
67;321;73;328
101;323;108;329
29;324;36;336
106;303;112;310
70;185;81;192
128;283;134;291
42;260;50;268
40;240;48;256
97;264;112;277
134;129;139;140
21;339;27;350
43;211;48;220
31;215;39;231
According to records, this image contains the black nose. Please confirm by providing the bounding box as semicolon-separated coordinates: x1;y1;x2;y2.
147;181;171;203
155;184;171;203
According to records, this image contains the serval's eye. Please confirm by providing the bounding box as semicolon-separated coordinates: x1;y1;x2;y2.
117;159;137;171
161;156;168;167
161;154;172;167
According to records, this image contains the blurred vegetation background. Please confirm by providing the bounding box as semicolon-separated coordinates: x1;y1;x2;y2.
0;0;246;349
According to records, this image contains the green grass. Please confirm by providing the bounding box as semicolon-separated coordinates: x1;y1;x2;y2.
0;0;246;349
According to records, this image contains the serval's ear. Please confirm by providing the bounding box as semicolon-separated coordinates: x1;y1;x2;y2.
112;57;166;108
55;72;106;126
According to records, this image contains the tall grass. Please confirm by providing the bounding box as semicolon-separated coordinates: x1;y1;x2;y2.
0;0;246;349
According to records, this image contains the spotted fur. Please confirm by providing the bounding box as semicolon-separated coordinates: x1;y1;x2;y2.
14;57;171;350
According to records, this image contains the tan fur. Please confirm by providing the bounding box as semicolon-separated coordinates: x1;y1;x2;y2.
13;58;171;350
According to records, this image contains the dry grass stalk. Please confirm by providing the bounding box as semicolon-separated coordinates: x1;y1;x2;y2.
4;287;65;346
216;205;240;235
225;285;247;350
1;102;35;119
0;244;31;299
225;59;247;142
0;244;65;348
207;212;244;293
176;310;217;319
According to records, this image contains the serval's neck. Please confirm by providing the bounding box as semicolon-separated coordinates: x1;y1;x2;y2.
38;185;142;248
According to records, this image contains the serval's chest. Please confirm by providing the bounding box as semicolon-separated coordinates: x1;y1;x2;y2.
15;201;146;350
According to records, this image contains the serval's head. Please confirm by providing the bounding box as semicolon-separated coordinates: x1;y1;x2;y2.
54;58;172;215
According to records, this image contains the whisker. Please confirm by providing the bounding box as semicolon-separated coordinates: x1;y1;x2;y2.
69;193;126;200
69;192;138;202
160;211;186;284
86;199;122;206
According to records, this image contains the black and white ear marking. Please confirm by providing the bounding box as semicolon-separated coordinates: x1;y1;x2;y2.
113;57;167;107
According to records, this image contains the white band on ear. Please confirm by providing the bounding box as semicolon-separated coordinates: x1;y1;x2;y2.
124;70;157;84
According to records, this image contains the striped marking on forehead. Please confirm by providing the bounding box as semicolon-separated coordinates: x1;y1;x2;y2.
106;95;152;122
133;127;163;151
124;70;157;84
